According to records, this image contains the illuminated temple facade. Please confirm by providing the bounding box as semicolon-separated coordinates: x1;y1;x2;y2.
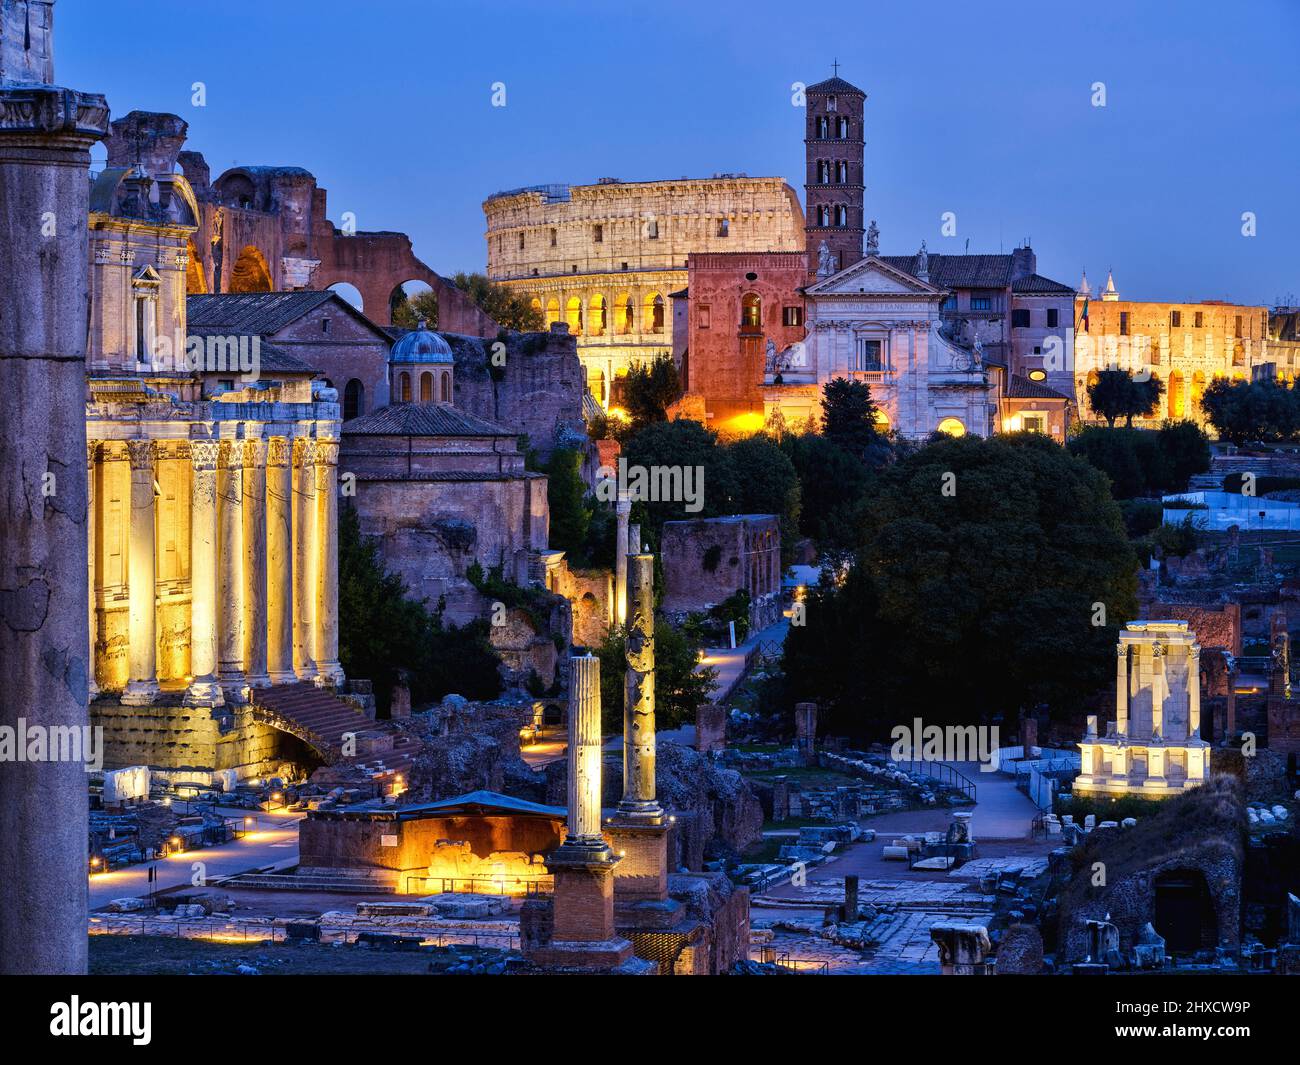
85;132;342;780
1074;621;1210;798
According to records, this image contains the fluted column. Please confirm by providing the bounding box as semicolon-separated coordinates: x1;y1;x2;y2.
87;443;99;700
614;493;630;626
242;435;270;688
122;440;159;705
217;438;246;699
293;437;318;679
266;437;295;683
618;553;663;823
1151;643;1166;740
1115;642;1128;736
1189;645;1202;740
185;439;222;705
313;439;343;684
562;654;609;852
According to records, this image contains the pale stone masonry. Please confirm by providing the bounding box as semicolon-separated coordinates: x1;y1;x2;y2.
1074;620;1210;797
483;176;804;406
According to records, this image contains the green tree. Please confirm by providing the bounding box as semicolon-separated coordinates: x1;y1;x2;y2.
620;419;738;536
782;433;1138;735
543;447;592;560
390;289;440;330
339;504;501;714
622;355;683;429
1087;368;1164;428
1156;420;1211;490
725;432;801;557
449;271;544;331
820;377;881;455
781;430;875;550
595;621;716;733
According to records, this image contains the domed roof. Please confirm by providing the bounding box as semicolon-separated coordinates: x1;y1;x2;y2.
390;318;453;364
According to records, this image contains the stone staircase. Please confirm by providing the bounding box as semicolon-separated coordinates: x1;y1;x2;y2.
250;682;373;764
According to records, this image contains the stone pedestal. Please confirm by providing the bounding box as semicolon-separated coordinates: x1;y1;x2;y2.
930;921;993;974
696;702;727;754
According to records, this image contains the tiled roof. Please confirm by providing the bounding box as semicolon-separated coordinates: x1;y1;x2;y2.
1012;273;1076;295
1006;373;1071;400
184;332;318;375
186;290;386;338
880;253;1014;289
806;76;866;95
341;403;514;438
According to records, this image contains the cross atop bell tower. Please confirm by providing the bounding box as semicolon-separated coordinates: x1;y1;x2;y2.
804;68;866;279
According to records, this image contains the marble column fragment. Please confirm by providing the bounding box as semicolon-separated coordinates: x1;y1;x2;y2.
619;553;663;824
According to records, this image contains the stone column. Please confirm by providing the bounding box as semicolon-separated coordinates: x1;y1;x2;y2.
628;521;641;556
614;492;631;627
1151;642;1166;740
0;3;108;971
265;437;295;683
122;440;160;705
293;438;318;679
217;438;246;699
1115;642;1129;736
185;439;222;705
563;655;607;851
313;439;343;684
1189;645;1202;740
618;553;662;823
242;436;270;688
87;443;99;699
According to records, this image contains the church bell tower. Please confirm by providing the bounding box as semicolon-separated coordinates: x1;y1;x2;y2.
804;66;867;279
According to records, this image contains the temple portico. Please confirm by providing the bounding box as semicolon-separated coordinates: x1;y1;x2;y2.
87;415;342;708
1075;620;1210;798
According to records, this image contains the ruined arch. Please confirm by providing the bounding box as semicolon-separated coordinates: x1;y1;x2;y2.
937;417;966;437
1168;370;1185;419
328;281;364;311
589;293;608;337
391;279;435;327
1153;868;1219;954
644;292;665;335
230;245;273;293
566;296;584;336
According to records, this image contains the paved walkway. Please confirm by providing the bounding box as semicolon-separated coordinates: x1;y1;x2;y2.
88;807;303;910
699;616;789;703
941;761;1041;840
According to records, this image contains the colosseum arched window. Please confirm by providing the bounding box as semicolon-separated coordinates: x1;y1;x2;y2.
644;293;665;335
566;297;584;335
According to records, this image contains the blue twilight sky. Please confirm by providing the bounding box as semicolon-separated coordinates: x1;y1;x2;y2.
60;0;1299;306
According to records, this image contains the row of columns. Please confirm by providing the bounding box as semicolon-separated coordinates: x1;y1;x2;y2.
90;432;342;707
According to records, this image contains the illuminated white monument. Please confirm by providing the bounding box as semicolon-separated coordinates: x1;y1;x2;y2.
1075;620;1210;797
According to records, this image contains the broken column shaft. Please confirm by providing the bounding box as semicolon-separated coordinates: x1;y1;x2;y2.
619;553;663;824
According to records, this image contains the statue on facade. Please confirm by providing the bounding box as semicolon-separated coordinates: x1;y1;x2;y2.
817;240;836;278
916;239;929;278
866;219;880;255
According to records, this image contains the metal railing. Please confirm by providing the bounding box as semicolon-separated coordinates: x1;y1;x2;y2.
756;945;829;974
893;759;977;802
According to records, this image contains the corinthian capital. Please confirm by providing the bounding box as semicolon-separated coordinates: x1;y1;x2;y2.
125;439;156;470
190;439;220;471
314;440;340;467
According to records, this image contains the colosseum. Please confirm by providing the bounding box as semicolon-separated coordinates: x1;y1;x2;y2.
483;175;804;409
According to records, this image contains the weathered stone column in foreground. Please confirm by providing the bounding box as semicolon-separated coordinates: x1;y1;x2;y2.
618;553;662;825
0;0;109;973
87;443;98;699
528;654;637;972
606;553;679;916
185;439;223;705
